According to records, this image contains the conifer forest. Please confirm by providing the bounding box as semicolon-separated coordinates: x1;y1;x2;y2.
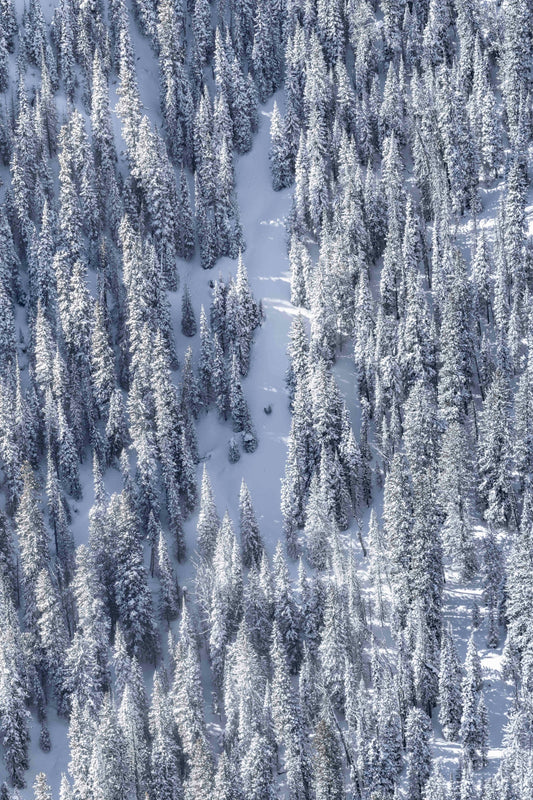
0;0;533;796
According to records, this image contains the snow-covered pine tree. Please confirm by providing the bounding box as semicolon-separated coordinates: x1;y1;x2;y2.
406;707;432;800
460;632;483;766
239;480;263;569
181;285;197;337
438;624;463;740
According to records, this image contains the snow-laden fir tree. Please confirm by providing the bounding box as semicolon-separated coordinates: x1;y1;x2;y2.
239;480;263;569
438;624;463;740
406;707;432;800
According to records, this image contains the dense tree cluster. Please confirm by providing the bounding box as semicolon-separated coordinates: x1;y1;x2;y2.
0;0;531;796
271;0;533;795
0;0;269;791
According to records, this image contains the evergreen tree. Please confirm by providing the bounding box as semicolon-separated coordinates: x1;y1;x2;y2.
172;605;206;756
460;633;483;766
0;586;30;788
478;368;516;528
477;693;489;768
376;674;403;794
35;569;69;712
367;509;387;624
181;286;197;338
241;730;274;800
213;752;240;800
91;301;115;416
112;492;158;661
482;529;505;648
89;695;132;800
157;531;180;623
118;682;150;799
185;736;214;800
438;625;463;741
239;480;263;569
16;464;50;630
424;766;451;800
383;453;413;627
33;773;52;800
197;466;220;561
273;541;301;673
230;354;251;433
501;0;531;135
313;714;344;800
439;422;477;580
406;708;432;800
149;670;183;800
303;473;333;571
319;581;348;710
198;307;214;408
270;102;292;191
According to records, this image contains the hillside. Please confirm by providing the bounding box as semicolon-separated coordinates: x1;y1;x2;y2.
0;0;531;799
